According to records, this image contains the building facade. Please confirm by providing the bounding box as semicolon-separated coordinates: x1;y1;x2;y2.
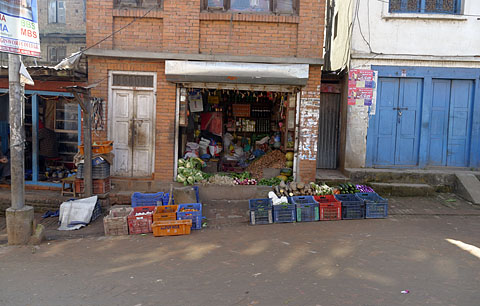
328;0;480;170
85;0;326;182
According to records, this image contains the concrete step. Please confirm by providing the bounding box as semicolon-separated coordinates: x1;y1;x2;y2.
455;173;480;205
345;168;458;187
369;183;436;197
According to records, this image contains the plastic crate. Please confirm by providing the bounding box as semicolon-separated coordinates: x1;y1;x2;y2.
335;194;365;220
288;196;316;205
131;192;165;207
78;140;113;155
314;195;342;221
249;198;273;225
77;162;111;179
355;192;388;219
75;178;111;195
273;203;296;223
177;203;202;230
249;198;273;210
152;220;192;237
296;203;319;222
90;200;103;222
127;206;155;234
162;193;174;205
153;205;178;222
104;206;132;236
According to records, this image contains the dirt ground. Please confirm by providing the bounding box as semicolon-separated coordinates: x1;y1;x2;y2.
1;194;480;306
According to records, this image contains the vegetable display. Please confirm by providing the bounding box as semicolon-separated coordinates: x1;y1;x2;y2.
356;185;375;193
337;183;360;194
176;158;208;186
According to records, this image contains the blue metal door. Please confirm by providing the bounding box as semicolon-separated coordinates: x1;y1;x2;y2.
428;80;450;166
447;80;474;167
373;78;422;166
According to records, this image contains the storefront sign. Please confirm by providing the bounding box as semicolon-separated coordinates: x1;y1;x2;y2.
0;0;40;57
348;69;377;107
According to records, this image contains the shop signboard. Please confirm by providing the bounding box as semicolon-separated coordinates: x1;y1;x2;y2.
348;69;377;108
0;0;40;57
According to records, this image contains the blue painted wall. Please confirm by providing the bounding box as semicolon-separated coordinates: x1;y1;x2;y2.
366;66;480;168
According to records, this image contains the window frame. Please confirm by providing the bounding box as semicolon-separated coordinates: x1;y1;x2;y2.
114;0;163;9
202;0;299;15
389;0;463;15
48;0;66;24
48;46;67;63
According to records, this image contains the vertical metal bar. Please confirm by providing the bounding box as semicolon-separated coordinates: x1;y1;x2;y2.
83;95;93;197
8;54;24;210
173;87;180;180
77;104;81;145
32;94;38;183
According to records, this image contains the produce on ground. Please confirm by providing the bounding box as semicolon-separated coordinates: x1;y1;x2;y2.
356;185;375;193
337;183;360;194
203;174;236;185
246;150;286;179
176;158;208;185
273;181;320;197
258;177;282;186
234;178;257;185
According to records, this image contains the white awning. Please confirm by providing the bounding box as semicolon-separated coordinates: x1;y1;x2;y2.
165;61;309;86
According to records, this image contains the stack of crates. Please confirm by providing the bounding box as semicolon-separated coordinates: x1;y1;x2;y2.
273;203;296;223
249;198;273;225
355;192;388;219
153;205;178;222
127;206;155;234
131;192;164;207
314;195;342;221
289;196;319;222
334;194;365;220
177;203;202;230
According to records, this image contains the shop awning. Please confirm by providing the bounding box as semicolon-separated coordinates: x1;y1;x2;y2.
165;61;309;86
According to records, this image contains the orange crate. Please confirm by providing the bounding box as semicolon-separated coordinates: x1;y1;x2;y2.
153;205;178;222
78;141;114;155
152;220;192;237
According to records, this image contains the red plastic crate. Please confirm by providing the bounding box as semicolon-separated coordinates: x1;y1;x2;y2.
127;206;155;234
75;177;111;195
314;195;342;221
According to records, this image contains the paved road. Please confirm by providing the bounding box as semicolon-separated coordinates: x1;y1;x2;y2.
1;195;480;306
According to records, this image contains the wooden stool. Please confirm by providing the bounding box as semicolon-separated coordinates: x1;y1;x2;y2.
61;175;77;197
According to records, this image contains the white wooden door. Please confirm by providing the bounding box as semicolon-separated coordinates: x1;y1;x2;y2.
112;90;154;177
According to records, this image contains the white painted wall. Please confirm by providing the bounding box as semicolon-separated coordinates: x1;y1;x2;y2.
351;0;480;59
338;0;480;169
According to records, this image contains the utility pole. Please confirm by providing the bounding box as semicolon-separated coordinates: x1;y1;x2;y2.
6;54;34;245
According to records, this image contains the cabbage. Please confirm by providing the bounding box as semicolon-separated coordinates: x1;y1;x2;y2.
187;176;195;185
176;174;186;183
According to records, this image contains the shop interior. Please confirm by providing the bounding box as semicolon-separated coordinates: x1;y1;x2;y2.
179;87;297;179
0;93;80;184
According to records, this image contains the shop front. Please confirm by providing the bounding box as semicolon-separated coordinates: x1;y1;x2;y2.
166;61;309;182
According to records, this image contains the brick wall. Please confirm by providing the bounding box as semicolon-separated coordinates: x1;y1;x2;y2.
88;57;176;181
87;0;114;49
162;0;200;53
199;20;298;57
113;17;163;51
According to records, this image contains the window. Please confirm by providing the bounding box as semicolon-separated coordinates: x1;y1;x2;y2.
333;12;338;40
112;74;154;88
114;0;163;8
48;0;66;24
389;0;462;14
204;0;297;15
48;46;66;63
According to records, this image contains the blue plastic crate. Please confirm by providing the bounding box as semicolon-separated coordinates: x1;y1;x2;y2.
288;196;316;205
177;203;202;230
355;192;388;219
249;198;273;210
90;200;102;222
162;193;174;205
335;194;365;220
273;203;296;223
131;192;164;207
296;202;319;222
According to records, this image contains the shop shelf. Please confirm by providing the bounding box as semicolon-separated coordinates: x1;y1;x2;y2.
177;203;202;230
152;220;192;237
127;206;155;234
296;202;319;222
314;195;342;221
104;206;132;236
153;205;178;222
131;192;164;207
273;203;296;223
355;192;388;219
335;194;365;220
